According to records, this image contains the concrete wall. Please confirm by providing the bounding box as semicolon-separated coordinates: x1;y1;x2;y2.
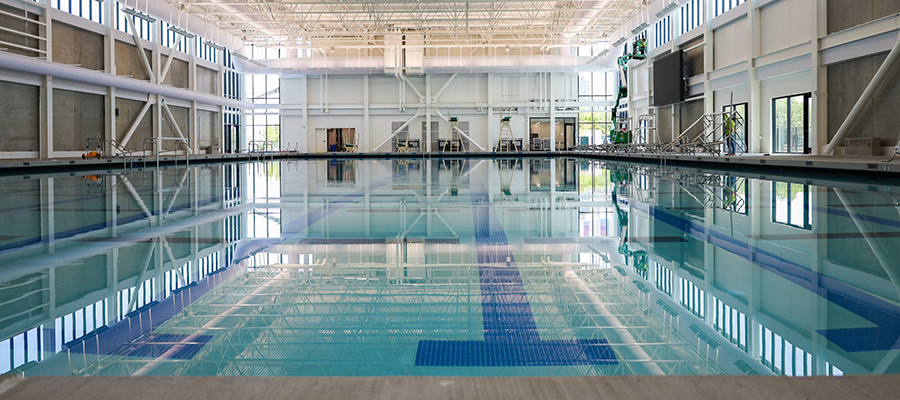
827;52;900;144
0;3;41;58
161;56;189;89
827;0;900;34
52;89;105;152
0;0;228;158
197;66;217;95
115;40;154;81
161;105;190;151
52;21;104;70
197;109;219;147
0;81;40;152
115;97;153;147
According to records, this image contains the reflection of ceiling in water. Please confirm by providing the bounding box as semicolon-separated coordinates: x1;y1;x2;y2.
2;159;900;376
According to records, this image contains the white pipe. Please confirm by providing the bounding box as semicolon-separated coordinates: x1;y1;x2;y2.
140;0;241;52
119;99;154;148
373;111;422;151
434;110;486;151
0;51;249;109
825;33;900;155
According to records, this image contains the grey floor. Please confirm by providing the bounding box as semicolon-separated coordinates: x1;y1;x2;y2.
1;374;899;400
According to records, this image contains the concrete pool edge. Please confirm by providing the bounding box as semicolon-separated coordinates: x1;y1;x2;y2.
4;151;900;180
1;374;898;400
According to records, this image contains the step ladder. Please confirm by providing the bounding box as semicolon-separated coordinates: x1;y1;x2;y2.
498;114;518;152
442;116;463;152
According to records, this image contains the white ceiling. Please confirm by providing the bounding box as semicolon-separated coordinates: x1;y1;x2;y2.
177;0;648;53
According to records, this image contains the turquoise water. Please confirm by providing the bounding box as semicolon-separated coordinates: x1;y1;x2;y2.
1;158;898;376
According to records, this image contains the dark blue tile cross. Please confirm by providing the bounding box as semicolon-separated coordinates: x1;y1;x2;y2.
415;177;617;367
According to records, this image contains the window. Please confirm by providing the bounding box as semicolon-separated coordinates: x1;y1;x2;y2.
680;0;704;34
772;93;811;154
715;0;747;17
772;182;812;229
654;15;672;48
53;0;103;24
245;45;284;151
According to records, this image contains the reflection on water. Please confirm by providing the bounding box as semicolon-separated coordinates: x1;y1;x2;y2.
1;158;899;376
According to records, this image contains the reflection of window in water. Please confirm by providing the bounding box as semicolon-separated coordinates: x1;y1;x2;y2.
721;176;748;214
680;278;706;318
654;263;672;297
714;297;748;352
529;159;578;192
759;325;843;376
772;182;812;229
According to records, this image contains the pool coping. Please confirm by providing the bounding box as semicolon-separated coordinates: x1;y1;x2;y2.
3;151;900;180
1;374;898;400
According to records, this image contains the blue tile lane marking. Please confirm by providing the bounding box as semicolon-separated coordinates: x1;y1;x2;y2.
415;175;617;366
632;202;900;352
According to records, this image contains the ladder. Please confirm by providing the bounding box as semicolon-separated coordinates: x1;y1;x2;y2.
442;116;463;152
498;112;518;152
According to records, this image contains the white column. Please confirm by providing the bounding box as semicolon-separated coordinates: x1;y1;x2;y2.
812;0;828;155
549;73;556;151
425;74;432;152
363;74;370;151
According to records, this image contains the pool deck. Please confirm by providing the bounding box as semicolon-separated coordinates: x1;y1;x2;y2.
1;374;898;400
2;151;900;178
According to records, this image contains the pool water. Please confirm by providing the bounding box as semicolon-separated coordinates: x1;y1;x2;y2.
1;158;899;376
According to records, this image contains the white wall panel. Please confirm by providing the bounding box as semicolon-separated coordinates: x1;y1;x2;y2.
713;16;750;69
758;0;812;55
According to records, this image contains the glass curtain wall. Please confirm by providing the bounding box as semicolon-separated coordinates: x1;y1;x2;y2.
244;45;284;151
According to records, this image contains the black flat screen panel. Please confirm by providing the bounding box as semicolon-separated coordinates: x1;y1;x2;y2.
653;50;684;107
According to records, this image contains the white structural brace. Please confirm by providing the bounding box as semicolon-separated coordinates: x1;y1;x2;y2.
434;110;486;151
825;32;900;155
125;15;156;84
160;99;194;154
373;111;422;151
119;97;154;148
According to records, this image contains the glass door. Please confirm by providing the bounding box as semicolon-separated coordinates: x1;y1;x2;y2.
772;93;811;154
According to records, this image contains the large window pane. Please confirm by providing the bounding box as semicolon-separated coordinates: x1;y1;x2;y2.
774;98;788;153
789;96;805;153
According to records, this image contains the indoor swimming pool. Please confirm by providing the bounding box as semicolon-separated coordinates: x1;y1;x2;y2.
1;158;899;377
